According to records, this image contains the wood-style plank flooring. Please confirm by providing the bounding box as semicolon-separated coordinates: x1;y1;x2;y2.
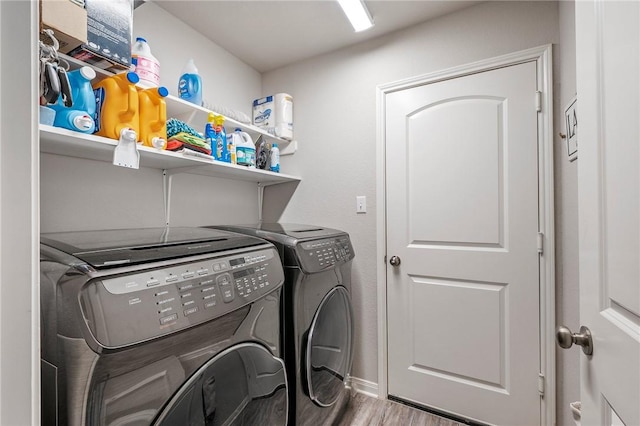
335;393;465;426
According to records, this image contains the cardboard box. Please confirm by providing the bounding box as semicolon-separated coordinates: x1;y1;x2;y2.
68;0;133;71
39;0;88;54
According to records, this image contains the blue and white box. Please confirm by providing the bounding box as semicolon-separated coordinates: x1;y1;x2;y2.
253;95;275;134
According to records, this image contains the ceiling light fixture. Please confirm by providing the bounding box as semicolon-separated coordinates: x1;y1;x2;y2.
337;0;374;32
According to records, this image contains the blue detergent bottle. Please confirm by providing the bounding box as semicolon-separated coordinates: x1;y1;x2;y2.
204;113;216;157
213;115;228;162
204;113;228;161
50;66;97;133
178;59;202;106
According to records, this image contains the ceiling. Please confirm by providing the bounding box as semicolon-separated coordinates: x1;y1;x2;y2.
151;1;481;73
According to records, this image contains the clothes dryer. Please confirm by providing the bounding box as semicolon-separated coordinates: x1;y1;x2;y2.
206;223;355;426
40;227;288;426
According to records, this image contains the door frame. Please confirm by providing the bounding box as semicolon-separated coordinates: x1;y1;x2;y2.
374;44;555;425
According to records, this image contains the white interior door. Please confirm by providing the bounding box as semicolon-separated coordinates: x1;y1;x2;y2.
385;61;541;425
575;2;640;425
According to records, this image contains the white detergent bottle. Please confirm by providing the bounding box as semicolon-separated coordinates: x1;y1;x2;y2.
131;37;160;88
235;130;256;168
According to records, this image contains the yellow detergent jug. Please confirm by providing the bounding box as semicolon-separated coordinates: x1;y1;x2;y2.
138;86;168;149
93;72;140;140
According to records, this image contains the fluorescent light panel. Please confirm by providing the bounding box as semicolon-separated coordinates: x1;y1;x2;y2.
337;0;374;32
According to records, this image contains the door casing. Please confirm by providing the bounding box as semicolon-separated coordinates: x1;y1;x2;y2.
374;44;555;425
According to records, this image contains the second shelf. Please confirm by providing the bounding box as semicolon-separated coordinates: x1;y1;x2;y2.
40;125;301;186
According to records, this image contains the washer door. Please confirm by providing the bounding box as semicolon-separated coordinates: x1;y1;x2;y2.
305;286;354;407
154;343;288;426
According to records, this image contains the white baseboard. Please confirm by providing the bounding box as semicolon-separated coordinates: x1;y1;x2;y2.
347;377;379;398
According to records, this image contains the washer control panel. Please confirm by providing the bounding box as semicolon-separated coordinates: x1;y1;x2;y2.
297;236;354;273
80;246;283;349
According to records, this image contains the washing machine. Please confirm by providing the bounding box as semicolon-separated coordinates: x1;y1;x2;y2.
205;223;355;426
40;227;289;426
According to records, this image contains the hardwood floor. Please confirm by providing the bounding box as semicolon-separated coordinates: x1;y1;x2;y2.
335;392;465;426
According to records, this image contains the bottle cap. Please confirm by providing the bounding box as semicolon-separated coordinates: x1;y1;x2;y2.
136;37;147;43
184;59;199;74
79;66;96;81
272;143;278;148
157;86;169;97
126;72;140;84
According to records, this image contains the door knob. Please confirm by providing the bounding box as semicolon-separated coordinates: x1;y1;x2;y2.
556;325;593;355
389;256;401;266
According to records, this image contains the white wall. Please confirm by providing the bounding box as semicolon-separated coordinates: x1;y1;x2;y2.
555;2;580;425
40;3;264;233
262;0;561;398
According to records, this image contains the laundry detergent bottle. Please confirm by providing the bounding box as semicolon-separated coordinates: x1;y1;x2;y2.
215;116;229;162
131;37;160;88
204;113;216;154
178;59;202;106
204;113;227;161
210;114;228;161
138;86;168;149
235;130;256;168
50;66;97;133
93;72;140;140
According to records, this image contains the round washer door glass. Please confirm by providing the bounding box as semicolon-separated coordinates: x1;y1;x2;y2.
306;286;354;407
154;343;288;426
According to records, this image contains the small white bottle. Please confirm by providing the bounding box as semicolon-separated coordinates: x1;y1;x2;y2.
269;143;280;173
131;37;160;88
227;129;238;164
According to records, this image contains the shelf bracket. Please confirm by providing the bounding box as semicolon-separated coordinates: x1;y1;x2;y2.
163;166;293;226
279;140;297;156
163;169;173;226
257;183;265;222
163;166;208;226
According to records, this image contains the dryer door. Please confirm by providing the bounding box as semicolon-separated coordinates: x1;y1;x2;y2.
154;343;288;426
305;286;354;407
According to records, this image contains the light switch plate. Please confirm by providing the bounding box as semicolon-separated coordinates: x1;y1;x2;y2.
356;196;367;213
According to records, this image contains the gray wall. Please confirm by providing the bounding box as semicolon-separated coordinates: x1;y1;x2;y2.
40;153;261;232
555;2;580;425
261;0;569;411
133;2;260;117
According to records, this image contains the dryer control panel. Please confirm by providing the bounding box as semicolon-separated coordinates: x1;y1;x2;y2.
79;246;284;349
296;235;354;274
